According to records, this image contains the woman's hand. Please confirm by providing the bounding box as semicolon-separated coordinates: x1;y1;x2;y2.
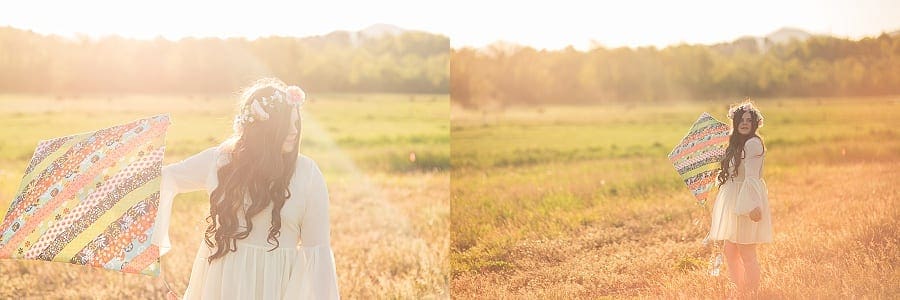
749;207;762;222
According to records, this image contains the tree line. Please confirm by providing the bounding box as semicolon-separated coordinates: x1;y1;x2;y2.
451;33;900;108
0;26;448;94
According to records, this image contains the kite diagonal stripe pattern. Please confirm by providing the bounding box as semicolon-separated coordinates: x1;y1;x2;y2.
0;115;169;276
668;112;730;205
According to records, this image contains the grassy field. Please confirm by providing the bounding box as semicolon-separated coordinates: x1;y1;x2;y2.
450;96;900;298
0;93;449;298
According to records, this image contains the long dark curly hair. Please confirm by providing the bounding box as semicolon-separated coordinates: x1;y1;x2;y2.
717;101;765;187
204;78;301;262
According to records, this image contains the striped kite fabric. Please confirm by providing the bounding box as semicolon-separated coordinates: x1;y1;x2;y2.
667;112;730;205
0;115;169;276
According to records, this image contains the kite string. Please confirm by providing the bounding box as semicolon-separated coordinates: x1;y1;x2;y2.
699;191;726;278
712;201;724;275
160;265;179;299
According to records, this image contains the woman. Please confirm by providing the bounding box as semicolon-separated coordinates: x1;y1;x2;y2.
707;101;772;296
151;78;340;299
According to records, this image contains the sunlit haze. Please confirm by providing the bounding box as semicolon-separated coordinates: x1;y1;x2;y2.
1;0;898;49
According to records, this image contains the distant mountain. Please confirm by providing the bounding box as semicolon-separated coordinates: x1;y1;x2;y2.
324;23;410;46
358;23;406;38
764;27;813;44
713;27;818;54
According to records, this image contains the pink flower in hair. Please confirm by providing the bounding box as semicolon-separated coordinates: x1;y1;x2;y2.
285;86;306;105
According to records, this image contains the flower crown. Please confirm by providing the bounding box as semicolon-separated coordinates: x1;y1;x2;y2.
727;102;764;128
233;85;306;132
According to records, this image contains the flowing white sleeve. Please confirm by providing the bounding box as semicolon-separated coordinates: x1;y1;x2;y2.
152;147;217;257
288;159;340;299
734;138;766;215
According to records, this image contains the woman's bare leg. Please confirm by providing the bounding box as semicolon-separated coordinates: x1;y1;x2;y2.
724;241;745;291
737;243;760;294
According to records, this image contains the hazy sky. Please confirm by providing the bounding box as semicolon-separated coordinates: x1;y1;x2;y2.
2;0;898;50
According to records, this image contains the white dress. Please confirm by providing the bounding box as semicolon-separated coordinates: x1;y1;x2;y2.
150;144;340;299
708;137;773;244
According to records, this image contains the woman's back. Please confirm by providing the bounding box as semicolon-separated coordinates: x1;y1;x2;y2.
209;146;320;249
155;145;339;299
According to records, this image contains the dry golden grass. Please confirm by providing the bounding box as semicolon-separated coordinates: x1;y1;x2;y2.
450;97;900;298
452;162;899;298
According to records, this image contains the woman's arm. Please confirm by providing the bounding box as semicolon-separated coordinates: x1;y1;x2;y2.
743;137;764;179
151;147;217;256
743;138;764;221
297;157;340;299
161;148;217;193
300;159;331;247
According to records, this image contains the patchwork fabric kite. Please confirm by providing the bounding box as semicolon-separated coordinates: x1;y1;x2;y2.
0;114;170;276
668;112;730;205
